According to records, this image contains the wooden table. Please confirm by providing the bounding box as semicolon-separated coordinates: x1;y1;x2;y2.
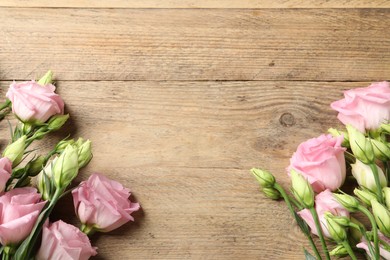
0;1;389;259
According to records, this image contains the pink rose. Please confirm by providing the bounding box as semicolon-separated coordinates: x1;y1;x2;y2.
6;80;64;124
72;173;140;232
298;190;349;238
288;134;346;192
36;220;97;260
0;157;12;192
0;187;45;245
331;82;390;133
357;232;390;259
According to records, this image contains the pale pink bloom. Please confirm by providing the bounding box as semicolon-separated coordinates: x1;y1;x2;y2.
331;82;390;133
357;232;390;259
72;173;140;232
288;134;346;192
298;190;349;238
36;220;97;260
6;80;64;123
0;187;45;245
0;158;12;193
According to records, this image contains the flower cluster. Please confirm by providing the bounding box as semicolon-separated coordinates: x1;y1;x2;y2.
0;71;140;259
252;82;390;259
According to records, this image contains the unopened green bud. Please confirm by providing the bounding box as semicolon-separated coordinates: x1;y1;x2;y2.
349;217;363;242
55;139;75;153
250;168;275;188
37;158;56;200
354;188;378;206
351;160;386;193
37;70;53;85
347;125;374;164
77;139;92;168
329;245;348;257
371;139;390;161
27;155;45;177
290;170;314;208
371;199;390;237
324;212;350;227
53;145;79;189
262;187;280;200
3;135;26;166
383;187;390;210
47;114;69;131
333;193;360;212
325;215;347;242
381;123;390;134
328;128;350;147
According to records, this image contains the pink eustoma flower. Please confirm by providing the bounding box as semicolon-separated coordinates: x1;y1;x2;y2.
288;134;346;192
36;220;97;260
0;157;12;193
0;187;45;245
298;190;349;238
357;232;390;259
6;80;64;124
72;173;140;232
331;82;390;133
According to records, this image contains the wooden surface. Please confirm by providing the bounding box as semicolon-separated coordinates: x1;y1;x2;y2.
0;1;387;259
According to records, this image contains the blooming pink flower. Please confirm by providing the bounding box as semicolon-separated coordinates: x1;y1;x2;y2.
288;134;346;192
6;80;64;124
36;220;97;260
357;232;390;259
0;187;45;245
72;173;140;232
0;157;12;193
331;82;390;133
298;190;349;238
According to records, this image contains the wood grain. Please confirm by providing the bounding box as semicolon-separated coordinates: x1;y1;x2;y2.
0;0;389;8
1;8;390;81
0;80;363;259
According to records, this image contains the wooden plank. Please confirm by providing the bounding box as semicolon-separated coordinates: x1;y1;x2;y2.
0;8;389;81
0;80;363;259
0;0;389;8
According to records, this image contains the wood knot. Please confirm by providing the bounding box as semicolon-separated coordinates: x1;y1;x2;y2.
279;113;295;127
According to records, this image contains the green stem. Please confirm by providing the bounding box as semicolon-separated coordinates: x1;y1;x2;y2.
288;194;303;210
309;207;330;260
80;224;96;236
342;240;357;260
0;100;11;111
274;184;322;260
369;163;384;204
349;223;376;258
358;205;380;260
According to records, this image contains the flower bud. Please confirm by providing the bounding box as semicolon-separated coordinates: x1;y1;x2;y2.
371;139;390;161
371;199;390;237
329;245;348;257
354;188;378;206
262;187;280;200
290;170;314;208
75;138;92;168
55;139;75;153
328;128;350;147
47;114;69;131
3;135;26;166
381;123;390;134
383;187;390;210
333;193;360;212
351;160;386;193
27;155;46;177
325;214;347;242
37;70;53;86
250;168;275;188
324;212;350;227
52;145;79;189
347;124;374;164
37;158;56;200
349;217;363;242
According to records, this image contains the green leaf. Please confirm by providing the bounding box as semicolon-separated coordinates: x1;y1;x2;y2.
304;248;317;260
